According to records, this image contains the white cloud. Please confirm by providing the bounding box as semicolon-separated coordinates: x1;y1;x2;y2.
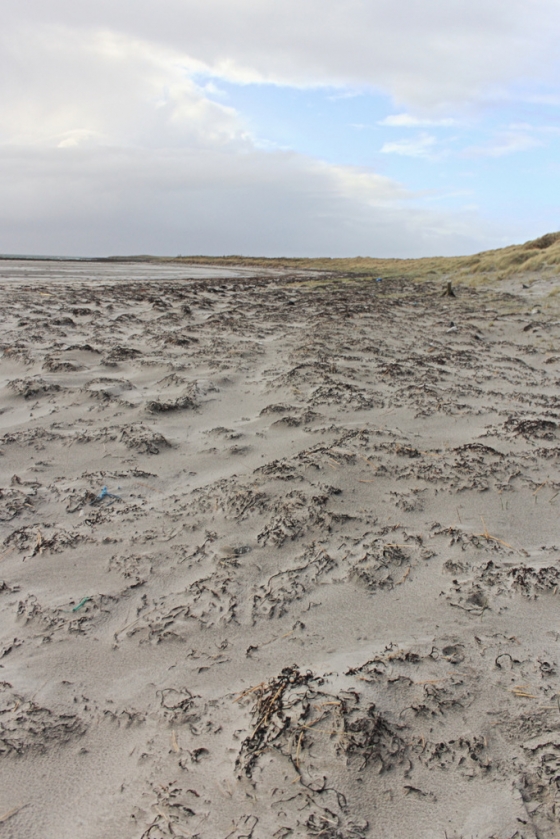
0;26;249;150
0;19;509;257
6;0;560;110
323;164;410;204
465;131;543;157
379;114;457;127
380;134;437;158
0;142;502;257
0;6;552;257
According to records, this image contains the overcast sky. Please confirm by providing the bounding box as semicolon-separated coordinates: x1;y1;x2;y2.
2;0;560;257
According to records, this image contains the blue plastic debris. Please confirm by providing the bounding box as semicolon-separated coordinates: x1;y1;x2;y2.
91;485;121;505
375;277;383;283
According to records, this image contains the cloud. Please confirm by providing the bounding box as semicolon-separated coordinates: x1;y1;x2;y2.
464;131;543;157
6;0;560;110
0;142;502;258
0;26;248;149
379;114;457;127
0;20;508;257
0;9;545;258
380;133;437;158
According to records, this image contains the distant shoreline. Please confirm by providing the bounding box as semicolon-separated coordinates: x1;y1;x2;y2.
0;254;155;263
2;230;559;284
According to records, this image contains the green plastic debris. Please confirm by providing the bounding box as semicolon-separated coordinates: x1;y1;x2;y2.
72;596;91;612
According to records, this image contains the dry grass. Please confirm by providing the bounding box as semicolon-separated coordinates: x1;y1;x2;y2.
125;230;560;285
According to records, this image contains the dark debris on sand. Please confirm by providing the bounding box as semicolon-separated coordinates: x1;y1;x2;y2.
1;267;560;838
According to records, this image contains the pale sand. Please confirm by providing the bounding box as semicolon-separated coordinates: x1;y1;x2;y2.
0;260;559;839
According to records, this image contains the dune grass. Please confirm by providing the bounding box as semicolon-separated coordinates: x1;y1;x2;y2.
147;231;560;284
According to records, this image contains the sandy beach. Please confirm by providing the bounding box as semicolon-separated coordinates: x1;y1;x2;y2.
1;258;560;839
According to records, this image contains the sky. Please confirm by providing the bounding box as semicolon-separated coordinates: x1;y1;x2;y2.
2;0;560;258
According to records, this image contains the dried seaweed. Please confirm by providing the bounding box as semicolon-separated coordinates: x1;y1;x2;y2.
236;666;318;778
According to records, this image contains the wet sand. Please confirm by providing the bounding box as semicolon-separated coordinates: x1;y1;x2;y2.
0;260;559;839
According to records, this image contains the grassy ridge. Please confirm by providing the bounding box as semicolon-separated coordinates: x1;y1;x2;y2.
152;231;560;283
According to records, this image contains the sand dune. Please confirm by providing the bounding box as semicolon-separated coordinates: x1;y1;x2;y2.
0;259;560;838
140;229;560;284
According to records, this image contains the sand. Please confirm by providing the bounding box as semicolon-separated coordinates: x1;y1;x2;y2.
0;259;559;839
